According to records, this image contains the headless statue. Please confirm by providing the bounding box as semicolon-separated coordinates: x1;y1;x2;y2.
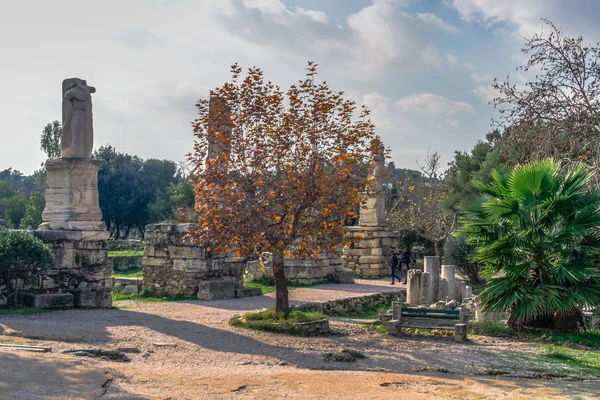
61;78;95;159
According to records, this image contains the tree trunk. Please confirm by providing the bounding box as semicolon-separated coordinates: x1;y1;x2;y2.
554;309;585;332
123;226;131;239
434;240;441;257
272;248;289;317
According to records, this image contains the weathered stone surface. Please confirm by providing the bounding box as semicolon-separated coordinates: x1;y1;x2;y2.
71;287;112;308
197;280;235;300
113;278;142;295
406;269;422;306
328;270;355;284
23;293;74;309
61;77;95;159
423;256;440;302
109;255;142;271
39;158;105;231
168;246;205;259
234;287;262;298
454;323;468;342
441;265;456;300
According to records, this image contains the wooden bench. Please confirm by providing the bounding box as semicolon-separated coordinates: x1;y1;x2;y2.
385;306;469;342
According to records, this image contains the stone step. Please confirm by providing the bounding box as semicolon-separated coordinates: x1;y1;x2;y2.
23;293;74;309
234;287;263;298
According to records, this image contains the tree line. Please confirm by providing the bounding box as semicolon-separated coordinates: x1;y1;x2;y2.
0;125;195;237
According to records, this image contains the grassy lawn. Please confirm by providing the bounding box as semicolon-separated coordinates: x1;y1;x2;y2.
108;250;144;257
471;321;600;348
112;290;195;303
112;267;143;278
230;308;327;335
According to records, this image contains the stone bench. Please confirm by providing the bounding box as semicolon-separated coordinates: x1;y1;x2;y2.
385;306;469;342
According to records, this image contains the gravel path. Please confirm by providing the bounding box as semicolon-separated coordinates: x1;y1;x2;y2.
1;278;598;399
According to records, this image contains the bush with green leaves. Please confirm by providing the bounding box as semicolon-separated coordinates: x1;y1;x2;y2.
456;159;600;331
443;236;482;284
0;230;55;278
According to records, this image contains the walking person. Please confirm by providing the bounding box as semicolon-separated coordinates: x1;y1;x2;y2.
399;247;411;284
389;250;402;285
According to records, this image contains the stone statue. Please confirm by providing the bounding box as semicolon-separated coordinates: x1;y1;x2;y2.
61;78;95;159
359;139;387;227
368;139;386;193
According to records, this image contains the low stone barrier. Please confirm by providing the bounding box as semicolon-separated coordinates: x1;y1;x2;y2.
295;290;405;316
108;255;143;271
113;277;142;295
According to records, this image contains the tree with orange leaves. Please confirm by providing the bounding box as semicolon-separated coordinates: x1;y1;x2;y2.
189;62;378;316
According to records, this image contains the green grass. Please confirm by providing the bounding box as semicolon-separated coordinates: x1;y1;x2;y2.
112;267;143;278
242;277;336;295
230;308;328;335
112;290;196;302
108;250;144;257
0;307;55;317
540;344;600;375
471;321;600;349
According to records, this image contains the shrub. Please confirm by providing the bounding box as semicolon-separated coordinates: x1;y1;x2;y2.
229;308;328;335
0;230;55;276
444;236;482;284
456;159;600;331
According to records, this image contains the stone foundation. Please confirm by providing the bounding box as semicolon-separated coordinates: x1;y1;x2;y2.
342;227;401;278
142;224;245;298
1;229;114;308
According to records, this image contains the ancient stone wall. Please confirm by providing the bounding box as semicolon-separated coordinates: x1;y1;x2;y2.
0;230;114;308
342;227;402;277
143;224;244;299
255;253;352;284
296;290;405;315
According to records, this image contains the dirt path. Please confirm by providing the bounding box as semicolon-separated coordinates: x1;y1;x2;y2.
1;279;598;399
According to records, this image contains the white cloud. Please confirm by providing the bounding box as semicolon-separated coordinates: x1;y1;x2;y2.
295;7;328;24
446;118;461;128
473;85;496;102
242;0;287;15
446;53;459;65
363;92;392;131
417;13;461;34
470;72;493;83
395;93;475;115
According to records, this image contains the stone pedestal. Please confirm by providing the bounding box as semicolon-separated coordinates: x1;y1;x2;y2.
342;227;402;278
39;158;106;231
27;229;113;308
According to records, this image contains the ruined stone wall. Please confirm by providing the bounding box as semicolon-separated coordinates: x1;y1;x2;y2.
1;230;114;308
142;224;244;298
342;227;402;277
296;290;405;315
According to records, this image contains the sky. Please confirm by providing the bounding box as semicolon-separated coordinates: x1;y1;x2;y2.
2;0;600;174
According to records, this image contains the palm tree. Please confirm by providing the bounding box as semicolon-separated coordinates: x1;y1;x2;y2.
456;159;600;331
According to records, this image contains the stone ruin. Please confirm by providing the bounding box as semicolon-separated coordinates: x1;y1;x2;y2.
12;78;113;309
405;256;474;312
142;224;260;300
342;141;402;278
246;252;354;284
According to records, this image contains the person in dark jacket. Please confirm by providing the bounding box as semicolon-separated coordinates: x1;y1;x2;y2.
389;250;402;285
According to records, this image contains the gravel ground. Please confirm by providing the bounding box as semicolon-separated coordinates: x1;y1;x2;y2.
1;278;599;399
